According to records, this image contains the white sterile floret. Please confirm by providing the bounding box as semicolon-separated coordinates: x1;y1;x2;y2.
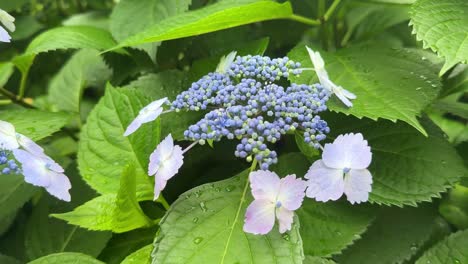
305;133;373;204
148;134;184;200
124;97;168;136
0;120;19;150
216;51;237;73
0;9;14;42
306;46;356;107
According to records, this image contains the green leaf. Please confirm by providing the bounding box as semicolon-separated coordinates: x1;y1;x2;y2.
0;0;29;11
428;113;468;145
442;64;468;96
304;256;336;264
415;230;468;264
0;109;71;141
12;26;117;79
48;49;112;113
410;0;468;75
121;245;152;264
109;0;293;51
288;43;441;136
24;165;111;260
152;154;304;263
439;184;468;229
11;16;44;41
53;165;152;233
294;131;319;161
62;11;110;30
337;206;451;264
0;254;21;264
298;201;375;257
110;0;191;60
328;114;465;206
0;174;35;223
98;227;158;264
0;62;14;87
27;253;105;264
78;85;158;196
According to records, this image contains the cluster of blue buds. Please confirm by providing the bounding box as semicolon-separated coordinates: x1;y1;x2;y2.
172;54;331;170
0;151;20;175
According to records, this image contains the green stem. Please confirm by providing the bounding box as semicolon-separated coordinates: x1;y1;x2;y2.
158;195;170;210
289;14;320;26
0;99;12;105
18;68;29;99
324;0;342;21
0;87;35;108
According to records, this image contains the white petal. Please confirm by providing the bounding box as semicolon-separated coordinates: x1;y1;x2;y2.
156;145;184;181
344;169;372;204
276;207;294;233
243;199;275;235
148;134;176;176
322;133;372;170
306;46;325;69
45;172;72;202
277;175;307;211
249;170;281;202
0;120;18;149
334;87;354;107
305;160;344;202
17;134;44;156
0;10;15;31
153;176;167;200
0;26;10;42
216;51;237;73
124;98;167;136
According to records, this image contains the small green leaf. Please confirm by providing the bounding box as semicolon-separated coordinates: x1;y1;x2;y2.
0;109;71;141
110;0;191;60
288;43;441;135
48;49;112;114
109;0;293;51
439;184;468;229
27;253;104;264
78;85;158;196
416;229;468;264
337;206;451;264
410;0;468;75
121;244;152;264
304;256;336;264
0;62;14;87
294;131;319;161
53;165;152;233
328;114;466;206
152;154;304;263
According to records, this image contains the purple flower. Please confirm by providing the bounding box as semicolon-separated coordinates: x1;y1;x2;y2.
13;149;71;202
148;134;184;200
124;98;168;136
244;170;307;235
0;120;19;150
306;46;356;107
305;133;373;204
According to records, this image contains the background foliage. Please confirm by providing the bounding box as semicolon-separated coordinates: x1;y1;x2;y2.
0;0;467;263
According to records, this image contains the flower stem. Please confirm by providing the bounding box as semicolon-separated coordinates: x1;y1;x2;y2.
158;195;170;210
324;0;342;22
182;141;198;154
289;14;320;26
0;87;35;109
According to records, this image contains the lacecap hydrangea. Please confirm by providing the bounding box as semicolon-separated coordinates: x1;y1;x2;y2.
172;54;331;170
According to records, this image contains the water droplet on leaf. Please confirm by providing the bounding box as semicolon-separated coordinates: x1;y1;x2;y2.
193;237;203;244
192;217;199;223
199;202;208;212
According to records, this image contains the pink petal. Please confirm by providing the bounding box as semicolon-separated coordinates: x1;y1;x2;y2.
305;160;344;202
249;170;281;202
0;120;18;150
276;207;294;233
243;199;275;235
277;175;307;211
344;169;373;204
322;133;372;170
45;172;72;202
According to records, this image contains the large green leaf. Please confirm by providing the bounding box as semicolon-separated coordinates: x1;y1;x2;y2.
416;230;468;264
121;245;152;264
25;165;111;260
439;184;468;230
288;43;441;136
110;0;191;60
53;165;152;233
27;253;105;264
12;26;116;82
410;0;468;75
152;154;304;263
304;256;336;264
109;0;294;51
337;206;451;264
78;85;158;196
328;114;465;206
298;201;374;257
0;254;21;264
98;227;158;264
0;109;71;141
0;174;36;222
48;49;112;113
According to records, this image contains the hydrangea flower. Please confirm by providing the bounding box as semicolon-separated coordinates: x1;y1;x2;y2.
124;97;168;136
0;9;15;43
244;170;307;235
306;46;356;107
13;149;71;201
0;120;19;150
305;133;373;204
148;134;184;200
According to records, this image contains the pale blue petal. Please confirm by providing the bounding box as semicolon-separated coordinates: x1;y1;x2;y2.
17;133;44;156
344;169;372;204
45;172;72;202
0;26;10;42
0;120;18;150
305;160;344;202
322;133;372;170
148;134;175;176
123;98;167;136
